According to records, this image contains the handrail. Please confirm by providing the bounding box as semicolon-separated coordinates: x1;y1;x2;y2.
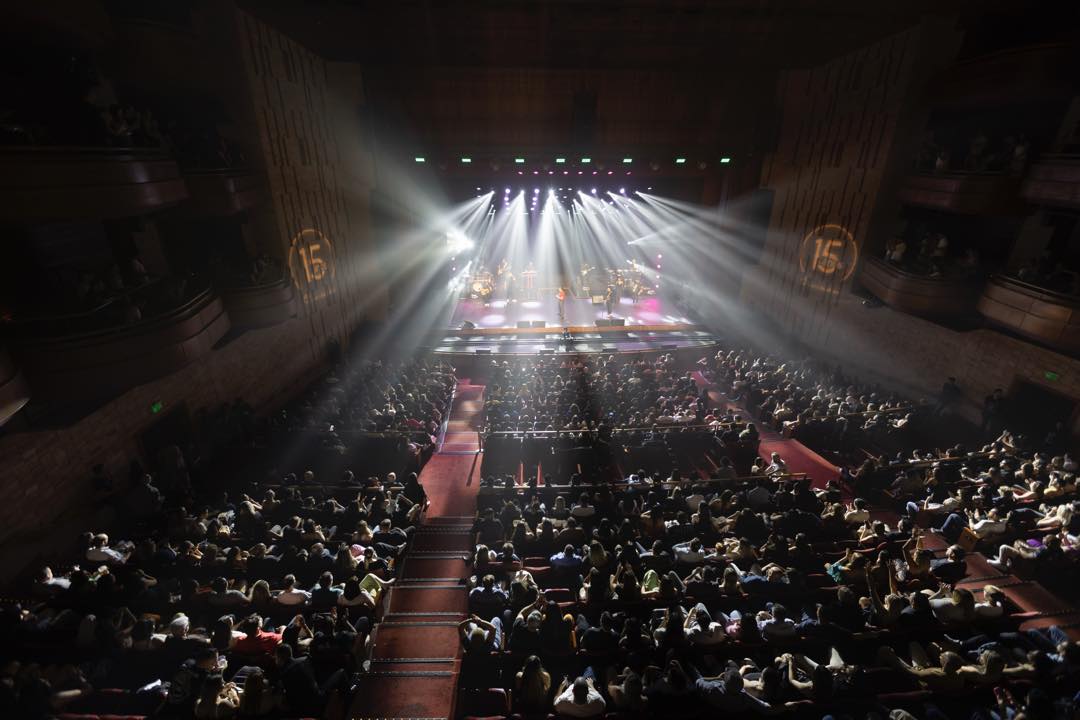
1;277;165;326
482;472;812;492
10;283;215;345
287;428;432;439
990;274;1080;305
483;423;744;437
0;145;175;159
220;275;291;294
863;256;978;284
953;41;1071;67
183;167;260;176
908;169;1010;179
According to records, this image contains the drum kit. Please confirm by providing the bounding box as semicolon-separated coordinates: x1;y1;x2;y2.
468;270;494;301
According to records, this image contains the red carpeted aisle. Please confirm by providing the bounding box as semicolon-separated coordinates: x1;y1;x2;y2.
691;371;839;488
349;381;483;719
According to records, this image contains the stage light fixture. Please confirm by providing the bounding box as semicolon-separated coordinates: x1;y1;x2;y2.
620;188;626;194
675;157;686;164
581;157;591;163
514;158;525;164
461;157;471;163
623;158;632;164
720;157;732;164
591;188;597;194
555;157;566;164
414;157;426;163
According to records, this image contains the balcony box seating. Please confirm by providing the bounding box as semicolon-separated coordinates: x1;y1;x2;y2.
1022;154;1080;208
858;256;980;319
9;288;230;403
977;275;1080;355
222;278;298;329
897;171;1024;214
0;147;188;220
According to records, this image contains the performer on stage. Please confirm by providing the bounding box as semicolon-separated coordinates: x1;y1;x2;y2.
604;285;615;316
557;286;567;323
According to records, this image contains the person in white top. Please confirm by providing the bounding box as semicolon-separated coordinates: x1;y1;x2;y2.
843;499;871;525
275;575;311;606
672;539;710;564
764;453;787;477
553;676;606;718
970;509;1008;539
685;604;726;646
85;533;130;564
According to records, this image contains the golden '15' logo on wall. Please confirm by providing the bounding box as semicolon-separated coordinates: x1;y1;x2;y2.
799;224;858;281
288;228;337;303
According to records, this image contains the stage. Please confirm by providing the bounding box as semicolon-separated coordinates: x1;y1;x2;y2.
450;294;691;330
431;294;719;362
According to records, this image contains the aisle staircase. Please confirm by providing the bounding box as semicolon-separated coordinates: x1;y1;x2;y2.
349;381;484;719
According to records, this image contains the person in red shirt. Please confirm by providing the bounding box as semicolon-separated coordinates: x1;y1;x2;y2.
231;614;284;655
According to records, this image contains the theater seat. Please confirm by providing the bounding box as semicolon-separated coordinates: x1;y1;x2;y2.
460;687;511;717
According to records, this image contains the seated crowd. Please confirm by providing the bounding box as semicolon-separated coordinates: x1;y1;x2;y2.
0;358;444;719
462;345;1080;720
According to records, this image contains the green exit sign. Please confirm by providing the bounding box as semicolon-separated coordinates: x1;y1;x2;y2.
1045;371;1060;382
150;400;165;414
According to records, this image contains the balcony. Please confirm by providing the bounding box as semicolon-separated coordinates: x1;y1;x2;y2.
0;147;188;220
183;169;265;216
1022;154;1080;208
977;275;1080;355
928;43;1076;109
858;257;979;319
898;171;1024;214
7;286;230;405
222;278;298;329
0;349;30;426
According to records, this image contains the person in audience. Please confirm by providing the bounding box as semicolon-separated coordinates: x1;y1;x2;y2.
553;675;606;718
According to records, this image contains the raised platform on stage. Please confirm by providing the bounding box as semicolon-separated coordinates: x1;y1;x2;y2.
451;295;689;330
432;295;719;362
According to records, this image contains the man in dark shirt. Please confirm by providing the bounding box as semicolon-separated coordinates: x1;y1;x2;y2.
929;545;968;585
274;644;346;716
474;509;504;547
469;574;509;618
310;572;342;611
373;519;409;548
579;611;618;654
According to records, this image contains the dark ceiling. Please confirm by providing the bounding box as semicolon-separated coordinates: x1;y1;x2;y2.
240;0;1001;70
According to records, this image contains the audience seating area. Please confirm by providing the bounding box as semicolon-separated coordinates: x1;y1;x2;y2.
457;348;1080;720
4;346;1080;720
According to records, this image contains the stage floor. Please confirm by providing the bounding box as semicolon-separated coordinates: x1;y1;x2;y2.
449;295;691;330
434;295;717;356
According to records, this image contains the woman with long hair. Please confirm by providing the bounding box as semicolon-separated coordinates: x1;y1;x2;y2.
514;654;552;713
237;669;278;718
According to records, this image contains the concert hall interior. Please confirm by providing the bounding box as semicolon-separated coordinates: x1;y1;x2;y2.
4;2;1080;720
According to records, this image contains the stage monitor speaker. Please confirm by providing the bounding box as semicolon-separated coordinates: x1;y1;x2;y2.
461;321;476;330
516;321;531;329
538;348;555;354
661;344;677;350
591;295;605;305
595;319;609;327
475;348;491;354
610;318;625;327
531;320;546;328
